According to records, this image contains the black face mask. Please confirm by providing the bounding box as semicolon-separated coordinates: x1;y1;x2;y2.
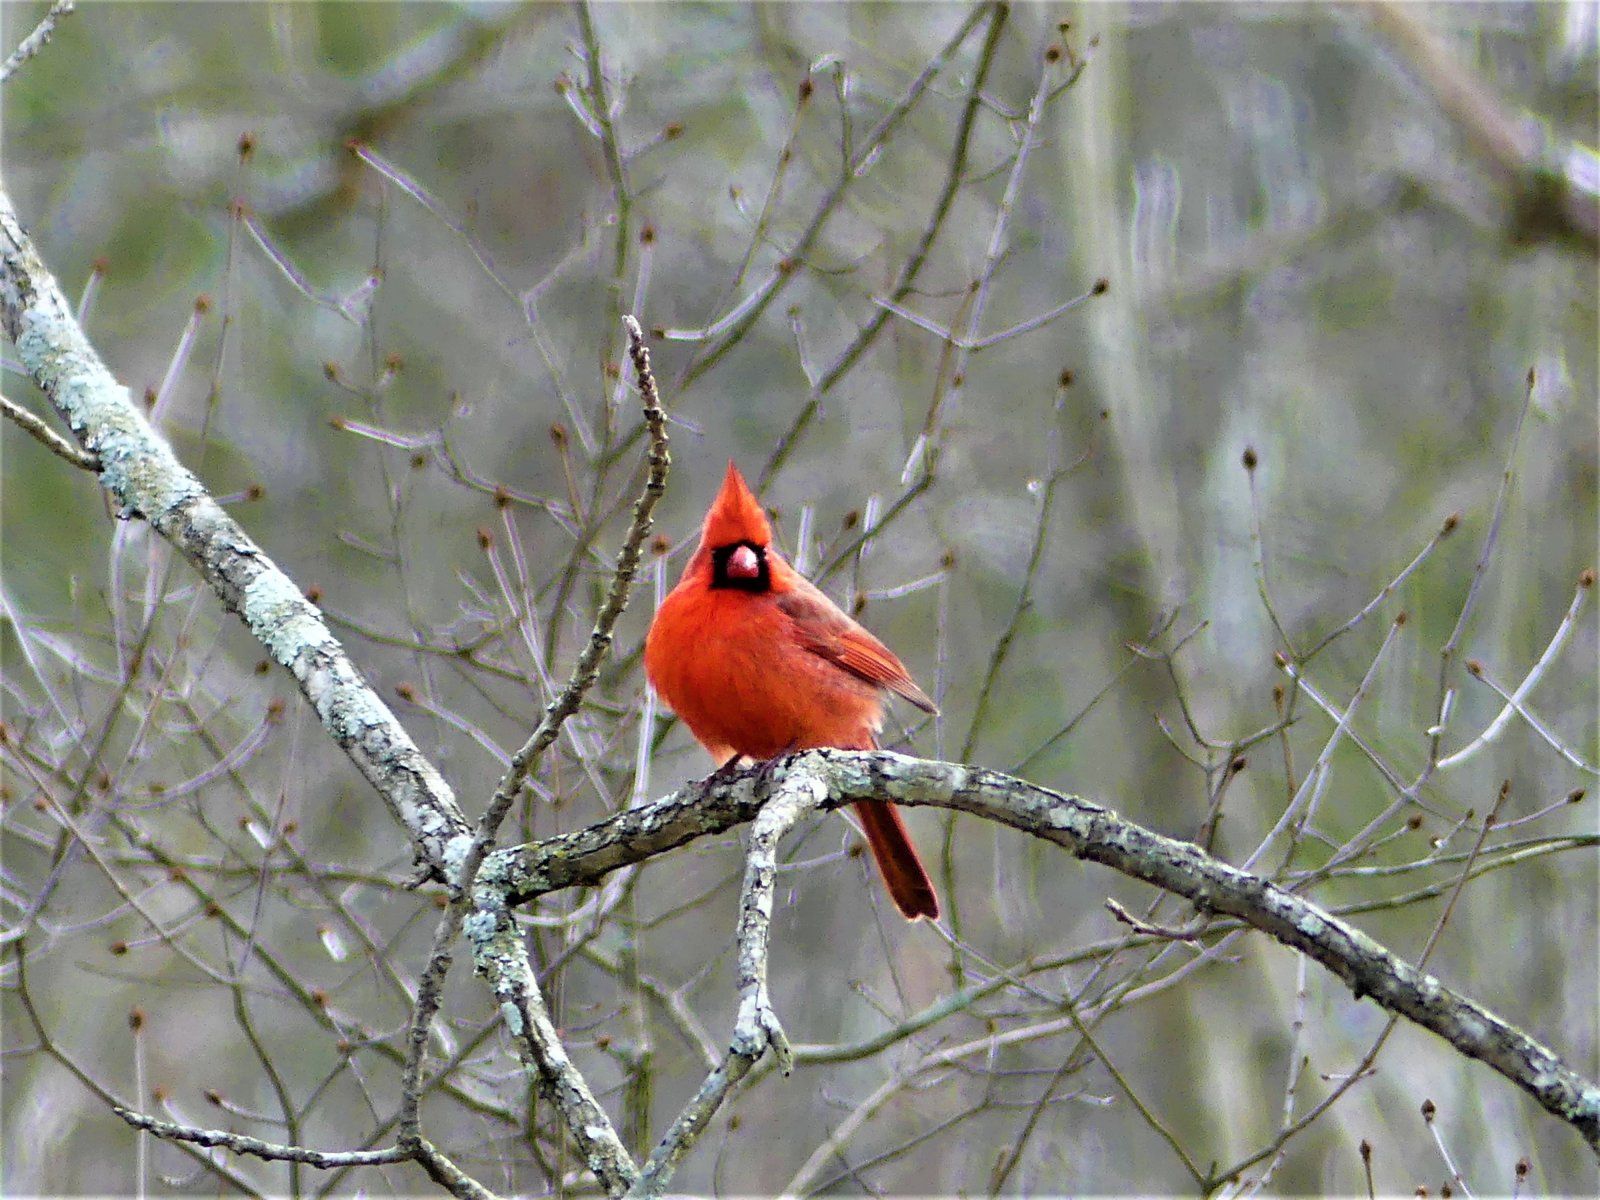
710;541;771;592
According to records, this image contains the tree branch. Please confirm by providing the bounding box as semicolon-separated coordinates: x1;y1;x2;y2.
624;770;821;1197
110;1108;413;1170
483;748;1600;1161
1362;1;1598;252
0;0;74;85
0;187;475;883
0;190;679;1193
0;389;98;468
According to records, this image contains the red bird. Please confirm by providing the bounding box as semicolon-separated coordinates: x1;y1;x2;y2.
645;462;940;921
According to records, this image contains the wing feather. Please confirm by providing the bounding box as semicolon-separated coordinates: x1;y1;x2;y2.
775;578;938;714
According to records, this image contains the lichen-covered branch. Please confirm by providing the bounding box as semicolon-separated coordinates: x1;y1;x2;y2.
728;773;812;1076
484;748;1600;1159
621;770;819;1197
110;1109;413;1170
463;875;637;1194
0;187;474;881
0;0;75;85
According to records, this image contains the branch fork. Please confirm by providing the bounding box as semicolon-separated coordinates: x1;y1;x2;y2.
729;767;825;1073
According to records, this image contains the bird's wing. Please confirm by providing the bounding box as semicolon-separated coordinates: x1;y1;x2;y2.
776;578;938;714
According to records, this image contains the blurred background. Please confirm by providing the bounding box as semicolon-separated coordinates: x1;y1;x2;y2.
2;2;1595;1195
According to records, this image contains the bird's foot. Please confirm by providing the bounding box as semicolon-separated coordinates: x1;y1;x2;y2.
751;746;797;792
705;744;801;793
705;755;752;788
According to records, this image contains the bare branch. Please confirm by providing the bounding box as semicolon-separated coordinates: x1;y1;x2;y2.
1439;572;1594;770
111;1108;412;1170
1104;897;1201;942
469;314;669;859
0;388;98;469
1363;1;1599;251
0;0;74;85
626;771;822;1196
484;749;1600;1158
0;186;474;880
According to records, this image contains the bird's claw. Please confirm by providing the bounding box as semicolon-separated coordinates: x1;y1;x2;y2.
705;756;752;788
751;748;795;792
705;745;800;795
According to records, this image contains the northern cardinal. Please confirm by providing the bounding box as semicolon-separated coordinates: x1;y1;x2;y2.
645;462;940;920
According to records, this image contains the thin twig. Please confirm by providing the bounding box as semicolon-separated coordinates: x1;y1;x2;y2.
873;280;1104;353
1056;975;1206;1185
1427;368;1534;766
1104;897;1202;942
1460;660;1599;776
678;2;995;388
111;1109;412;1170
1438;570;1595;770
961;468;1064;762
1422;1097;1476;1199
0;389;98;469
1303;511;1460;661
1244;954;1311;1197
1244;449;1300;658
468;315;669;862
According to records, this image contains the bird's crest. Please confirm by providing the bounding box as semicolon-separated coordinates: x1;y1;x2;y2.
701;461;771;550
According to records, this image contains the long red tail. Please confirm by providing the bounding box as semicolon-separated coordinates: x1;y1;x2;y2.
854;799;939;921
